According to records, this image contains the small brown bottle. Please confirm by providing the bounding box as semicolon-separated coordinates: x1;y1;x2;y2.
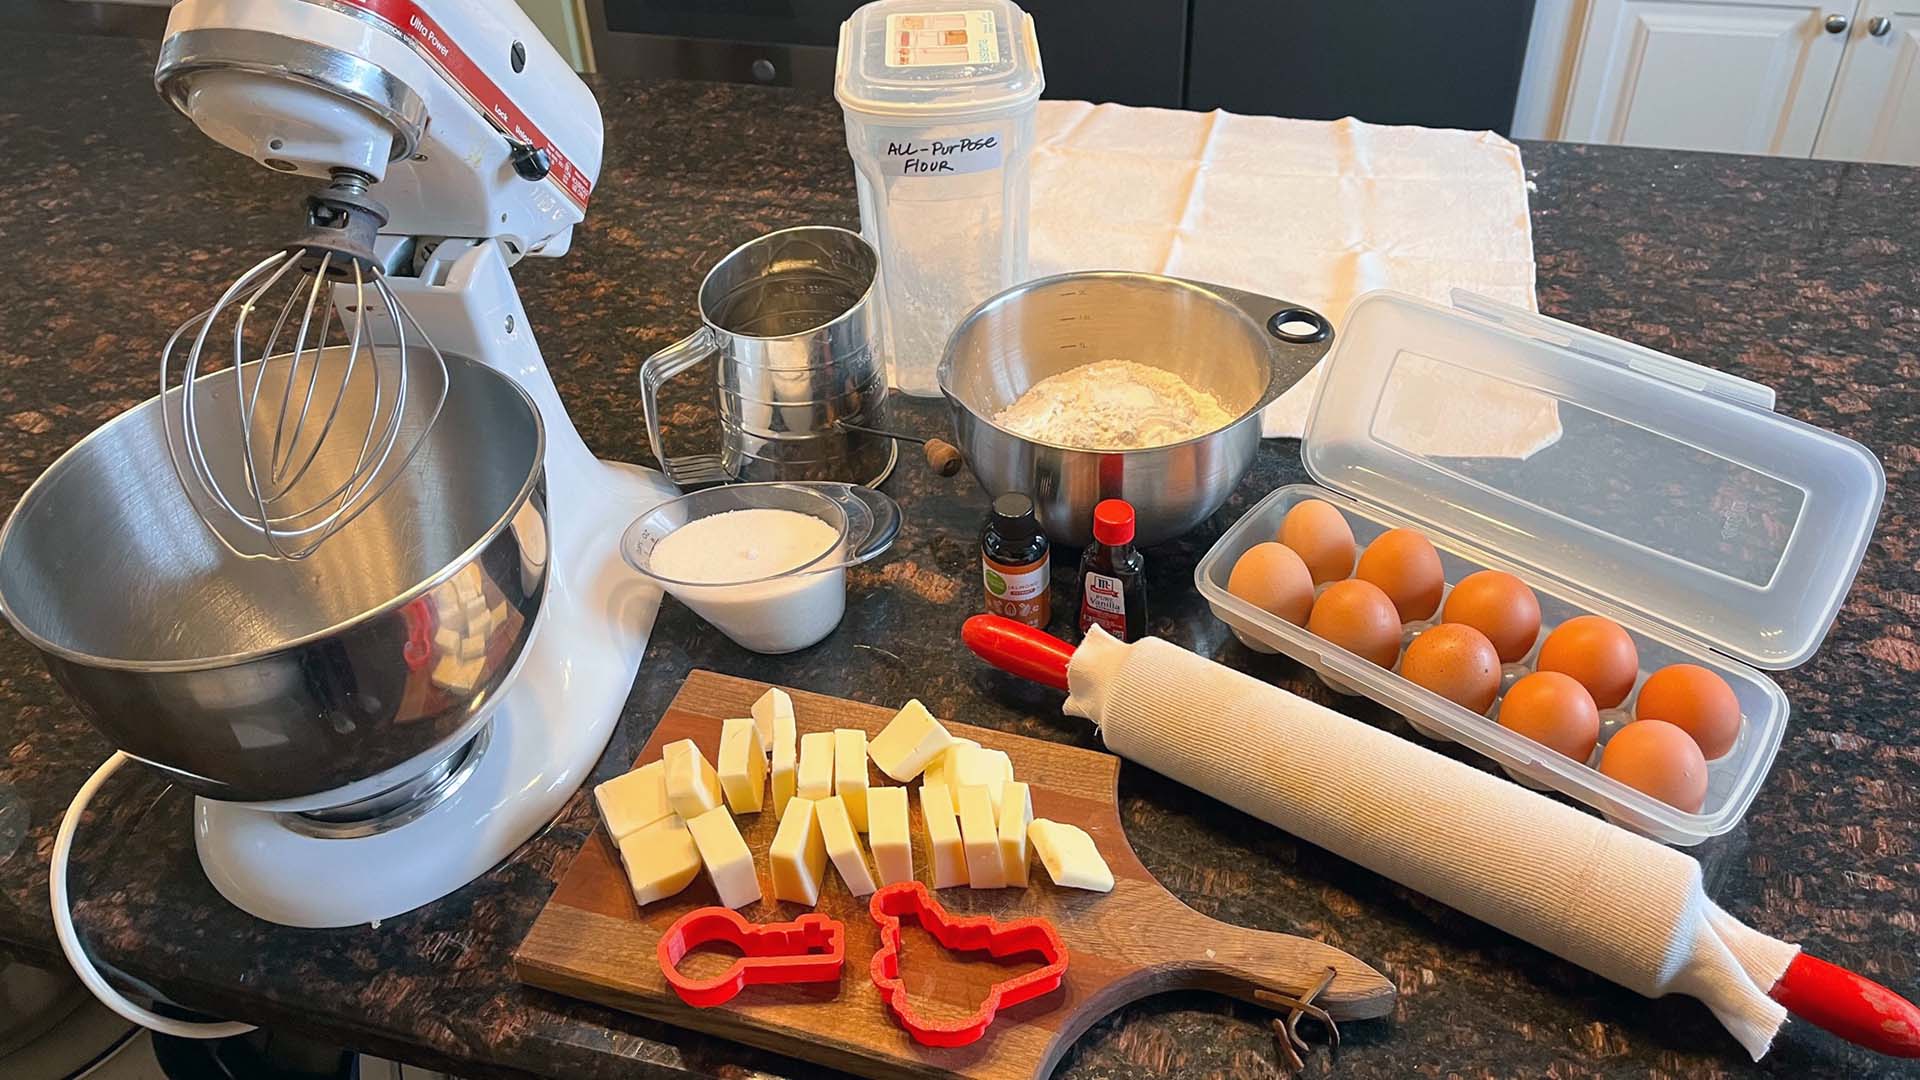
1077;499;1147;642
982;493;1051;628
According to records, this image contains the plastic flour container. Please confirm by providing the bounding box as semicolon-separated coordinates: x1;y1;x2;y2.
835;0;1044;398
1196;290;1884;845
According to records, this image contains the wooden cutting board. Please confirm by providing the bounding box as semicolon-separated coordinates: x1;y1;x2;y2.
514;671;1394;1079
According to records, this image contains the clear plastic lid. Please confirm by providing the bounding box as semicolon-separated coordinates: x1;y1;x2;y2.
835;0;1044;119
1303;290;1885;670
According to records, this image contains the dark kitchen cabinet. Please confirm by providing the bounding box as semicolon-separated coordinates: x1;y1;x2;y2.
1185;0;1537;134
1026;0;1187;107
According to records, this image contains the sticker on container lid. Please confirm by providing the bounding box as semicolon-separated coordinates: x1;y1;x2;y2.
884;10;1001;67
880;133;1004;176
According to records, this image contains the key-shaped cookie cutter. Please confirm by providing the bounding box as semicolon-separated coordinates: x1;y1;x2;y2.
657;908;845;1007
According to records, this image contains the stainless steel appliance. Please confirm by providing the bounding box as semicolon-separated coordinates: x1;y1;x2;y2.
938;271;1331;547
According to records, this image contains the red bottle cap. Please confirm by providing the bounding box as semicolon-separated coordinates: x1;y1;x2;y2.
1091;499;1135;545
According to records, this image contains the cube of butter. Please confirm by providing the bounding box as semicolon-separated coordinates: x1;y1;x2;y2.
796;730;834;801
955;784;1005;889
936;744;1011;817
685;805;762;908
833;728;870;832
1029;819;1114;892
768;797;827;906
867;699;956;782
615;815;701;906
919;782;967;889
996;781;1033;887
923;738;979;792
770;705;799;819
751;687;793;757
593;760;672;841
717;717;767;813
662;739;723;820
867;786;913;886
814;795;876;897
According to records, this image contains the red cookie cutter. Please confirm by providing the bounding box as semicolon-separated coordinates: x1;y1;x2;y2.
868;881;1069;1047
657;908;845;1007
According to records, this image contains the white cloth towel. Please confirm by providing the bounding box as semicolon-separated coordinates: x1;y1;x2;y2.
1063;628;1800;1059
1028;102;1539;437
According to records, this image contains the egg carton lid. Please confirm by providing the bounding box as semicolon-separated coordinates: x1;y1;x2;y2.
1301;290;1884;671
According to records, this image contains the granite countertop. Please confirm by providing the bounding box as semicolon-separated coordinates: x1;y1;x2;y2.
3;29;1919;1080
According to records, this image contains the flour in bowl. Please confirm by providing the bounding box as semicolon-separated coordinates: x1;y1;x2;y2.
993;360;1237;450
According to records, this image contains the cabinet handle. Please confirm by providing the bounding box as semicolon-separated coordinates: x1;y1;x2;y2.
1867;15;1893;35
1824;12;1850;32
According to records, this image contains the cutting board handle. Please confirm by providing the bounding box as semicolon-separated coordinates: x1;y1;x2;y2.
1092;880;1397;1023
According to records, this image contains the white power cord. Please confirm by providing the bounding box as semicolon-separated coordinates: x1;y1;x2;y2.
51;751;257;1039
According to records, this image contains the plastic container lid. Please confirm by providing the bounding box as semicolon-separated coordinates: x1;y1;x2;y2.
1092;500;1135;546
835;0;1044;119
1302;290;1884;670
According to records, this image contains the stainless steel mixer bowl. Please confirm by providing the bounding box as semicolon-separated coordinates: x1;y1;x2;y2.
937;272;1334;547
0;349;547;803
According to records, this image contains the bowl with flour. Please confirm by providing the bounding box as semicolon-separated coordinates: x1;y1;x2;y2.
621;482;900;653
938;271;1333;546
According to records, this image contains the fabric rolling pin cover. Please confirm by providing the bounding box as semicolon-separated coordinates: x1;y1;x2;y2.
1060;626;1800;1060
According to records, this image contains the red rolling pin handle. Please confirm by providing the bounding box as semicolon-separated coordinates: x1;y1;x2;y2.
1771;953;1920;1057
962;615;1073;692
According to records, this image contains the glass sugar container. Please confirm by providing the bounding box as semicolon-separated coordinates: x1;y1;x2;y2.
834;0;1044;397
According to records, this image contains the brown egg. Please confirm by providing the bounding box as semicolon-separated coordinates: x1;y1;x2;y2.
1354;528;1444;622
1599;719;1708;813
1635;664;1742;759
1307;579;1403;667
1442;570;1541;663
1227;542;1314;625
1400;623;1501;713
1279;499;1356;585
1536;615;1640;709
1497;671;1600;762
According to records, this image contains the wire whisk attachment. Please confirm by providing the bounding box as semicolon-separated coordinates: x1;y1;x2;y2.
161;170;448;560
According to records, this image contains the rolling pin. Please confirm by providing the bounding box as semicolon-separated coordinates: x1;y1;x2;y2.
962;615;1920;1061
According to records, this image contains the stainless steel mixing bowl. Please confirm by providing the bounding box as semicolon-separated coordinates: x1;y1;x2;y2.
0;348;547;803
938;272;1333;546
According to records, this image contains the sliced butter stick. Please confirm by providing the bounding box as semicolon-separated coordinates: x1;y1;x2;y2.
1028;819;1114;892
933;744;1011;817
593;760;671;841
750;687;793;756
833;728;870;832
616;815;701;906
956;784;1006;889
922;738;979;792
662;738;722;820
796;730;834;801
717;717;767;813
770;705;798;819
814;795;876;897
685;805;762;909
996;781;1033;887
769;797;827;906
919;782;967;889
867;786;913;886
867;699;956;781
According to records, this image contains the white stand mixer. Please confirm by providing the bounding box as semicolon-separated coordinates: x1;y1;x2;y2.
78;0;672;931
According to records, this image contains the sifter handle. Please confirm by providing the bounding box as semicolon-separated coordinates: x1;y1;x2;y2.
961;615;1074;691
1770;953;1920;1057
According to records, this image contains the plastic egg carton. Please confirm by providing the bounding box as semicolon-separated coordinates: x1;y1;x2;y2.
1197;483;1787;845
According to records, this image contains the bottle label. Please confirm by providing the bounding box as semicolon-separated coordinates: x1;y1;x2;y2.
1079;571;1128;636
984;555;1049;627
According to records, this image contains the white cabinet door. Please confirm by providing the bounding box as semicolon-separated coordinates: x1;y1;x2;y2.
1814;0;1920;162
1561;0;1856;154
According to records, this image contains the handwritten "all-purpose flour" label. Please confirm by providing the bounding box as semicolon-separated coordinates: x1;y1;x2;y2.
881;134;1003;176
